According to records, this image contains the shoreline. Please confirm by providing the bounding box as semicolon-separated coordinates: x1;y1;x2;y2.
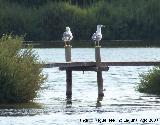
23;40;160;48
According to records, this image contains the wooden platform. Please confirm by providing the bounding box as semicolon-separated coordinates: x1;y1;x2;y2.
44;61;160;68
43;45;160;99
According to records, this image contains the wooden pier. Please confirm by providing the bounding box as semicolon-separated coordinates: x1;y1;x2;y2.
43;45;160;100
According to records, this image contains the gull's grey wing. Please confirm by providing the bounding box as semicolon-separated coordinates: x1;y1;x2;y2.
62;31;73;41
95;34;102;42
68;33;73;41
92;33;97;41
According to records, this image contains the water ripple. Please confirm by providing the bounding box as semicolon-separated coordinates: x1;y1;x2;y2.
2;48;160;124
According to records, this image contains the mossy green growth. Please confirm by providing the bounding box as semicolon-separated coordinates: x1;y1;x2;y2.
137;66;160;95
0;35;46;103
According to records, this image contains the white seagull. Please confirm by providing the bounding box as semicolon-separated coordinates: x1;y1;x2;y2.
62;27;73;46
92;25;105;46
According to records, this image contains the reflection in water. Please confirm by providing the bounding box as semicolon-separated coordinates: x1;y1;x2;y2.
0;102;45;116
97;96;103;102
66;98;72;108
96;96;103;107
0;108;44;116
96;101;102;107
0;102;42;109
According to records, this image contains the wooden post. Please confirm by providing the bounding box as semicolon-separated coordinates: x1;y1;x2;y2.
65;45;72;98
95;46;101;63
95;46;104;98
97;71;104;98
65;45;71;62
66;69;72;98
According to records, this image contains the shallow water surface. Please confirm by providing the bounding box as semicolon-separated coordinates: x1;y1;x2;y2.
1;48;160;125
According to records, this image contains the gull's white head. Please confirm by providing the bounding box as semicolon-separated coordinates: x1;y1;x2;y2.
97;25;105;29
66;27;70;31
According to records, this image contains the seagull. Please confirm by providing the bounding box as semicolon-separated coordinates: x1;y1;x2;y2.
92;25;105;46
62;27;73;46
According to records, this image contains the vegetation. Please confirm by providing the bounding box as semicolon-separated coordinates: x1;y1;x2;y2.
0;35;46;103
0;0;160;42
137;66;160;95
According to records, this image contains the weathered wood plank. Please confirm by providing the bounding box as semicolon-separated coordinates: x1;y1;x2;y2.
101;61;160;66
59;66;109;71
43;61;160;68
44;62;96;68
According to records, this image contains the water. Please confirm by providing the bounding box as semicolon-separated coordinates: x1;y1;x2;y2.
1;48;160;125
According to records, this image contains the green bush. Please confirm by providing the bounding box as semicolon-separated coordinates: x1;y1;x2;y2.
137;66;160;95
0;35;46;103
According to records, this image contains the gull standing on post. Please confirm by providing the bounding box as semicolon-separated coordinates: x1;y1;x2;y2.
92;25;105;46
62;27;73;46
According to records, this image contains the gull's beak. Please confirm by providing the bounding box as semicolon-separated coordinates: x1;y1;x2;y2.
102;25;105;28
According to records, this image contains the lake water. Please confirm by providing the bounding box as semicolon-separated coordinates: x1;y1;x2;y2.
1;48;160;125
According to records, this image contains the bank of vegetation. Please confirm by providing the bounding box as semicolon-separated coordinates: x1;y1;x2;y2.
137;66;160;95
0;35;46;103
0;0;160;43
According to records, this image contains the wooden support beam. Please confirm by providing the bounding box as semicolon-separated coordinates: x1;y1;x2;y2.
59;66;109;71
44;62;96;68
43;61;160;68
101;61;160;66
